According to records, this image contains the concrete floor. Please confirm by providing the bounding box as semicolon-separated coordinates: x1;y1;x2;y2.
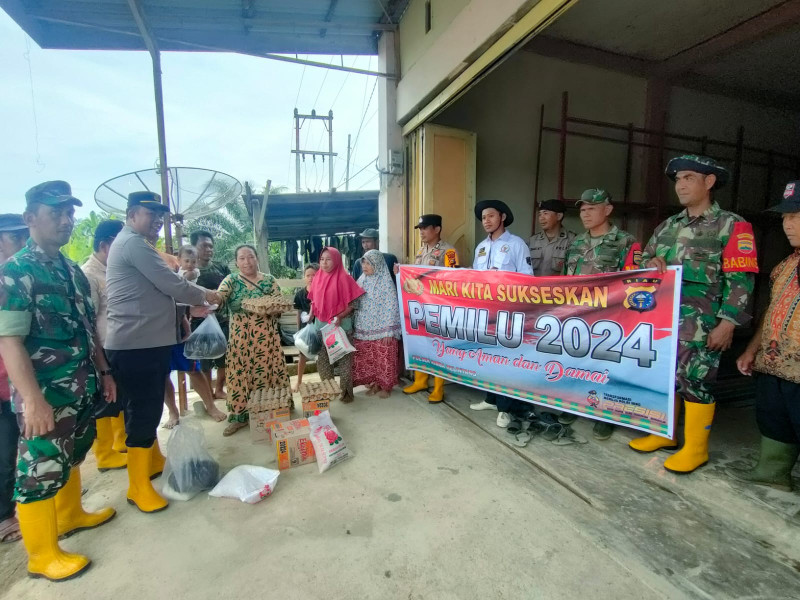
1;375;799;600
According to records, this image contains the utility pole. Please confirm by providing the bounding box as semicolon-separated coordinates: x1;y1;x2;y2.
292;109;338;192
345;133;352;191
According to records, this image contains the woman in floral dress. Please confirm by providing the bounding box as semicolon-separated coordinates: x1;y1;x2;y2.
217;244;290;436
353;250;402;397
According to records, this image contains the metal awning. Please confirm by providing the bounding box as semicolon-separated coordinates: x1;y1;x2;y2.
247;189;379;241
1;0;409;55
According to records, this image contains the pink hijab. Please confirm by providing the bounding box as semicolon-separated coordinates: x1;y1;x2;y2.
308;247;364;323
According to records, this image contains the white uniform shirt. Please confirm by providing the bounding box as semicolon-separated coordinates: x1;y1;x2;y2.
472;230;533;274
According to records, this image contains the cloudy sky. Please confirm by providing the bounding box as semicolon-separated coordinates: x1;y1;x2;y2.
0;9;380;218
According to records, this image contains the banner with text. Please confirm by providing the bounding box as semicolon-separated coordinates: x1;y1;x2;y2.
398;266;682;437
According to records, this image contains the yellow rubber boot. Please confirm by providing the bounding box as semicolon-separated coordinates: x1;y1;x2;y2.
150;441;166;480
111;413;127;454
403;371;429;394
428;377;445;403
629;433;678;453
93;418;127;472
126;447;168;513
664;402;715;474
55;467;116;538
17;499;91;582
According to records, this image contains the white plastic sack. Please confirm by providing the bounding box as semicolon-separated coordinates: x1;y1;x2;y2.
294;324;322;360
208;465;280;504
320;323;355;364
308;412;353;474
161;421;220;501
184;313;227;360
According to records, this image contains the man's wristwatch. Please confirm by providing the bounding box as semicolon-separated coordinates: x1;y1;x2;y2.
100;369;113;376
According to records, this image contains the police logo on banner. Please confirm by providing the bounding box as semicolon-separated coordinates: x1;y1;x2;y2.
623;277;660;312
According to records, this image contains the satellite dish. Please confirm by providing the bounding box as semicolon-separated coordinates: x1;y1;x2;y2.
94;167;243;219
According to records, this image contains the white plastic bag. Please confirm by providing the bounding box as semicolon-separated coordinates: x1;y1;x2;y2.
161;422;220;501
184;313;227;360
208;465;280;504
320;323;356;364
308;412;353;474
294;325;322;360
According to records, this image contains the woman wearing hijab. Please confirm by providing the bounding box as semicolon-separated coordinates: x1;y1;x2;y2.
353;249;402;398
309;247;364;403
217;244;291;435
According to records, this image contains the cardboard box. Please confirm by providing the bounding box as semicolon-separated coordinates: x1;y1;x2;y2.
273;418;316;470
302;398;330;418
249;406;291;443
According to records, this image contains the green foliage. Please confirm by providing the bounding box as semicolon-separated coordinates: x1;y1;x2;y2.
185;185;297;278
63;211;117;264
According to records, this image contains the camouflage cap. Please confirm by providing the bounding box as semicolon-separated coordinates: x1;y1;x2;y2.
767;181;800;214
25;181;83;208
0;213;28;232
665;155;728;190
576;189;612;206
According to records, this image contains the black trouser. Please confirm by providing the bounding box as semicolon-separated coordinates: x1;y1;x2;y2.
755;373;800;444
0;401;20;521
486;392;529;417
107;346;171;448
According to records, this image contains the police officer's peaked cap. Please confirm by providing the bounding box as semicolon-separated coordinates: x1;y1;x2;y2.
127;191;169;212
538;199;567;213
25;181;83;208
415;214;443;229
474;200;514;227
665;155;728;190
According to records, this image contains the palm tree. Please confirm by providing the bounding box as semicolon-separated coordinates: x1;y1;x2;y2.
62;211;118;264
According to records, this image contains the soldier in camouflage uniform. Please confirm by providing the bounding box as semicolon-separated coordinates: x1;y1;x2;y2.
562;189;641;440
0;181;118;582
628;156;758;475
402;214;458;403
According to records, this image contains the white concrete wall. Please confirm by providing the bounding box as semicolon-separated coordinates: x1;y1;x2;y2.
397;0;537;123
427;50;800;264
431;51;648;255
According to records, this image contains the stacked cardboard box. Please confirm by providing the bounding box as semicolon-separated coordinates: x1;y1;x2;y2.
248;387;293;443
298;379;340;417
273;418;316;470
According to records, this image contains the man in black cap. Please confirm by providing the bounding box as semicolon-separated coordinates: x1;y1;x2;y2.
0;214;27;545
0;181;117;581
628;155;757;475
352;228;398;282
728;181;800;490
81;220;127;472
105;191;220;514
469;200;533;429
528;199;575;277
402;214;459;403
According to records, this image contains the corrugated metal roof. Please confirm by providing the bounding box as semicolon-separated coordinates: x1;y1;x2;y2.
249;189;379;240
1;0;409;55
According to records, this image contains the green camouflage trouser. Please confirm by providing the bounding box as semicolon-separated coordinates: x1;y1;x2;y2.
676;341;720;405
14;393;95;504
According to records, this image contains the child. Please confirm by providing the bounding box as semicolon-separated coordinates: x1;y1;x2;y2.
292;263;319;392
162;245;226;427
177;245;200;281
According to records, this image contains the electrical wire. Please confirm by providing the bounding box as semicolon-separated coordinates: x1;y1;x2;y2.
348;78;378;173
355;173;380;190
343;155;379;188
23;35;45;172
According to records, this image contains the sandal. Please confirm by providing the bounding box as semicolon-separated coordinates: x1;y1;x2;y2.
507;418;524;435
223;422;247;437
0;516;21;543
551;426;588;446
509;431;532;448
